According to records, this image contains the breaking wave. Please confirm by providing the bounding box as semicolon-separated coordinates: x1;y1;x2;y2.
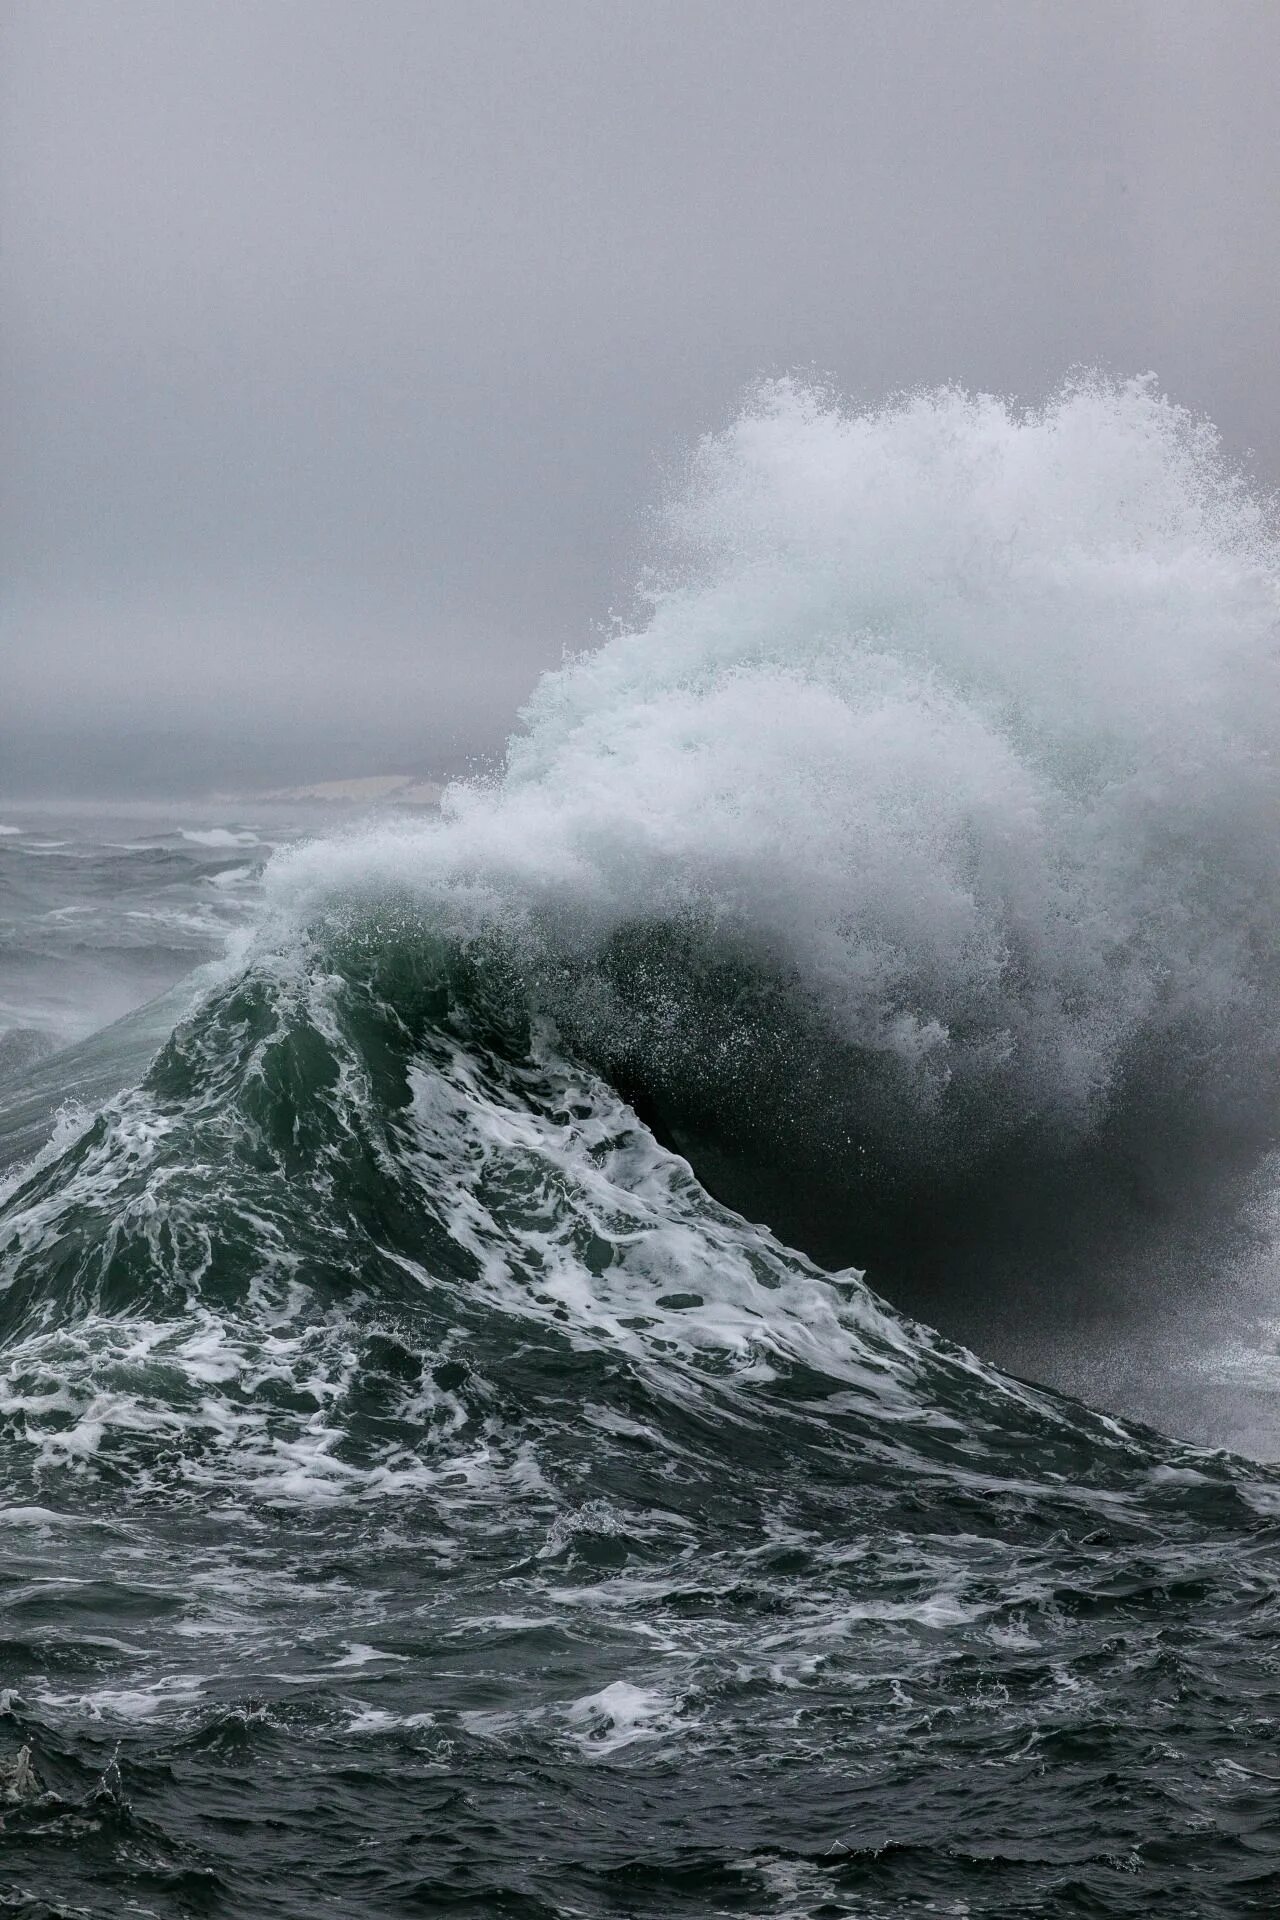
265;375;1280;1312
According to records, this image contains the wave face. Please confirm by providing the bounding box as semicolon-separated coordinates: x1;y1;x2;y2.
4;379;1280;1916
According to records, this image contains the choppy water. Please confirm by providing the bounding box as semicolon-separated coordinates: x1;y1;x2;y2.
6;379;1280;1918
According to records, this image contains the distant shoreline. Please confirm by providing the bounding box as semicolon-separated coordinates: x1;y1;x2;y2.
224;774;445;808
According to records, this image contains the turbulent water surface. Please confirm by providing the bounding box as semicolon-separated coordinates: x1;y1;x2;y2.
5;381;1280;1917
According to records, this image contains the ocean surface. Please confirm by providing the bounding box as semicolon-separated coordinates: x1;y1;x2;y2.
5;378;1280;1918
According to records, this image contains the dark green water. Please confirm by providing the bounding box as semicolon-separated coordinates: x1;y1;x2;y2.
2;822;1280;1919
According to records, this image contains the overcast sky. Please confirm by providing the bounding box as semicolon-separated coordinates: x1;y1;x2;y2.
3;0;1278;793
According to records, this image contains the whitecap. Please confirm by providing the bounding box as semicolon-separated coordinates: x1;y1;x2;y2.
564;1680;680;1755
181;829;260;849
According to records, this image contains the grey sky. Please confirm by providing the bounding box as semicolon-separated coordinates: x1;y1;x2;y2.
3;0;1278;792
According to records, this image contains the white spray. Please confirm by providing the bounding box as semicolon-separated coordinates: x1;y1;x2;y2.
270;375;1280;1182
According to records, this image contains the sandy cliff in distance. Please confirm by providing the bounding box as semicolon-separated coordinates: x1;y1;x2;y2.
253;775;445;807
